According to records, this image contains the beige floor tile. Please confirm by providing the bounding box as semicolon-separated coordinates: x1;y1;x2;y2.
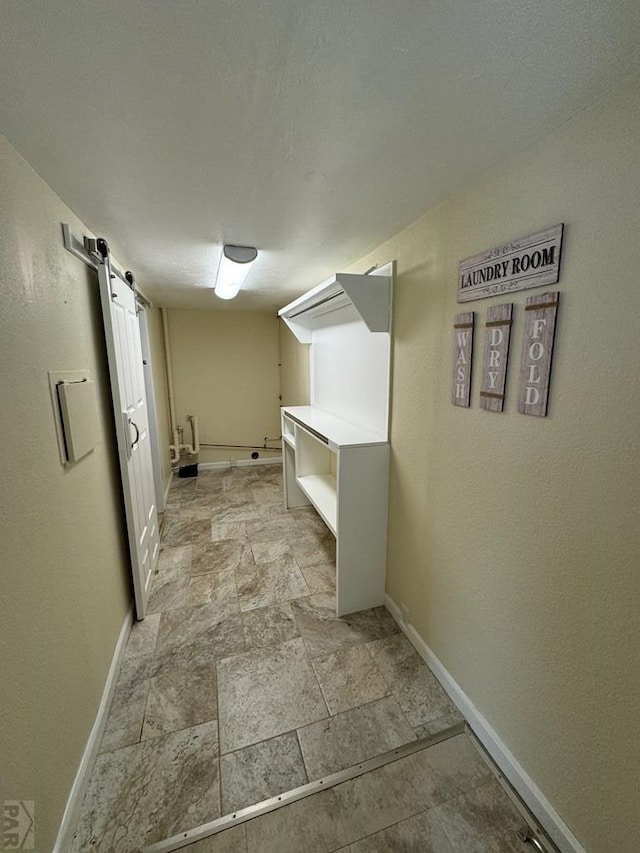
257;502;291;519
291;594;399;658
245;516;300;541
166;480;198;505
367;634;456;728
163;518;214;547
142;662;217;740
192;540;247;576
148;546;192;613
220;731;308;813
435;779;524;853
184;825;247;852
211;521;248;542
241;602;301;650
155;544;193;577
414;709;465;739
212;500;262;524
177;493;220;511
290;506;332;537
99;617;160;751
297;696;415;779
189;568;240;613
301;561;336;594
400;735;494;807
250;538;294;564
289;532;336;568
332;733;491;842
372;605;401;635
195;474;226;495
72;722;220;852
123;611;161;660
217;637;328;753
156;605;246;663
245;789;348;853
332;751;434;842
249;483;283;504
148;569;190;614
180;505;215;521
99;662;150;752
348;808;455;852
311;644;389;715
236;560;310;611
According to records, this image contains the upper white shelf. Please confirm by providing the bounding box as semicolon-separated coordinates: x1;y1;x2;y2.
278;272;391;343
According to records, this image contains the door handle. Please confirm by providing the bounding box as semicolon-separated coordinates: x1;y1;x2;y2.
517;827;546;852
129;418;140;449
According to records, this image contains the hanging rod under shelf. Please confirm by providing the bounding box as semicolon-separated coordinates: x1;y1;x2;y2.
286;289;345;319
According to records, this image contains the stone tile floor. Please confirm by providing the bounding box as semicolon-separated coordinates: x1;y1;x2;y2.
71;463;528;852
180;733;526;853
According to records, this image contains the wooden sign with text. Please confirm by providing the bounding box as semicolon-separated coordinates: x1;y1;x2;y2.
518;292;560;417
458;224;563;302
452;312;474;407
480;303;513;412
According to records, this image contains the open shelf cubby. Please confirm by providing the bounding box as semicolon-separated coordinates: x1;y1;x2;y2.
294;425;338;535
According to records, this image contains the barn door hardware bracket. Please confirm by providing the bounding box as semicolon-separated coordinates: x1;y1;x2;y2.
61;223;150;306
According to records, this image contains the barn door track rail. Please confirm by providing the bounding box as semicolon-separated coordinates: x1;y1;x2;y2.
61;223;150;308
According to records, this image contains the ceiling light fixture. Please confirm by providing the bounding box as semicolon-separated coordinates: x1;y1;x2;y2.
214;244;258;300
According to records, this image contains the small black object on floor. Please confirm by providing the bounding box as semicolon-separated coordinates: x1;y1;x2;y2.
178;463;198;478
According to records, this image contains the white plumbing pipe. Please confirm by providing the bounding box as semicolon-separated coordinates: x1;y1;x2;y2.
179;414;200;456
187;414;200;455
160;308;180;464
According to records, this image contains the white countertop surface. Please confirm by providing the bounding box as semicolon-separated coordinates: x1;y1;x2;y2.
282;406;387;448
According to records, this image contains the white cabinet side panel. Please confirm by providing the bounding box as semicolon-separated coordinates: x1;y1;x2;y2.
336;444;390;616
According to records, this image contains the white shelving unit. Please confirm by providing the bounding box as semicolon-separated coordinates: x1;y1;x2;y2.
281;407;390;615
278;263;393;616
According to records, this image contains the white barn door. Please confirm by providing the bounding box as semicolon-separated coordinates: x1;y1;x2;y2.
97;242;159;619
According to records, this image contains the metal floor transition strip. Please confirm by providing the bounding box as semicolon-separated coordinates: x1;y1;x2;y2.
465;725;560;853
145;722;466;852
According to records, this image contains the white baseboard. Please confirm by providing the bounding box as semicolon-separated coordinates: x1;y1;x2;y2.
384;594;586;853
53;606;134;853
198;456;282;471
197;461;232;471
162;471;173;508
236;456;281;468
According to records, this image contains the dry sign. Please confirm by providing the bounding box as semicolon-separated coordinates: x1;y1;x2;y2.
480;304;513;412
458;224;563;303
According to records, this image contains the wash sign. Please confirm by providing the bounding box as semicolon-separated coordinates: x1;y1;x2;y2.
458;224;563;302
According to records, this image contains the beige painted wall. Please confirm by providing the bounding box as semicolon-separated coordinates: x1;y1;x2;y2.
342;76;640;852
167;309;282;464
145;307;173;497
0;136;132;849
278;319;310;406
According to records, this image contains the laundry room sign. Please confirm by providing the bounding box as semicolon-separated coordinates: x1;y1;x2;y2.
458;224;564;302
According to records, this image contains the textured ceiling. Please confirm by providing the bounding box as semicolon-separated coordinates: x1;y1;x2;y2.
1;0;639;311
